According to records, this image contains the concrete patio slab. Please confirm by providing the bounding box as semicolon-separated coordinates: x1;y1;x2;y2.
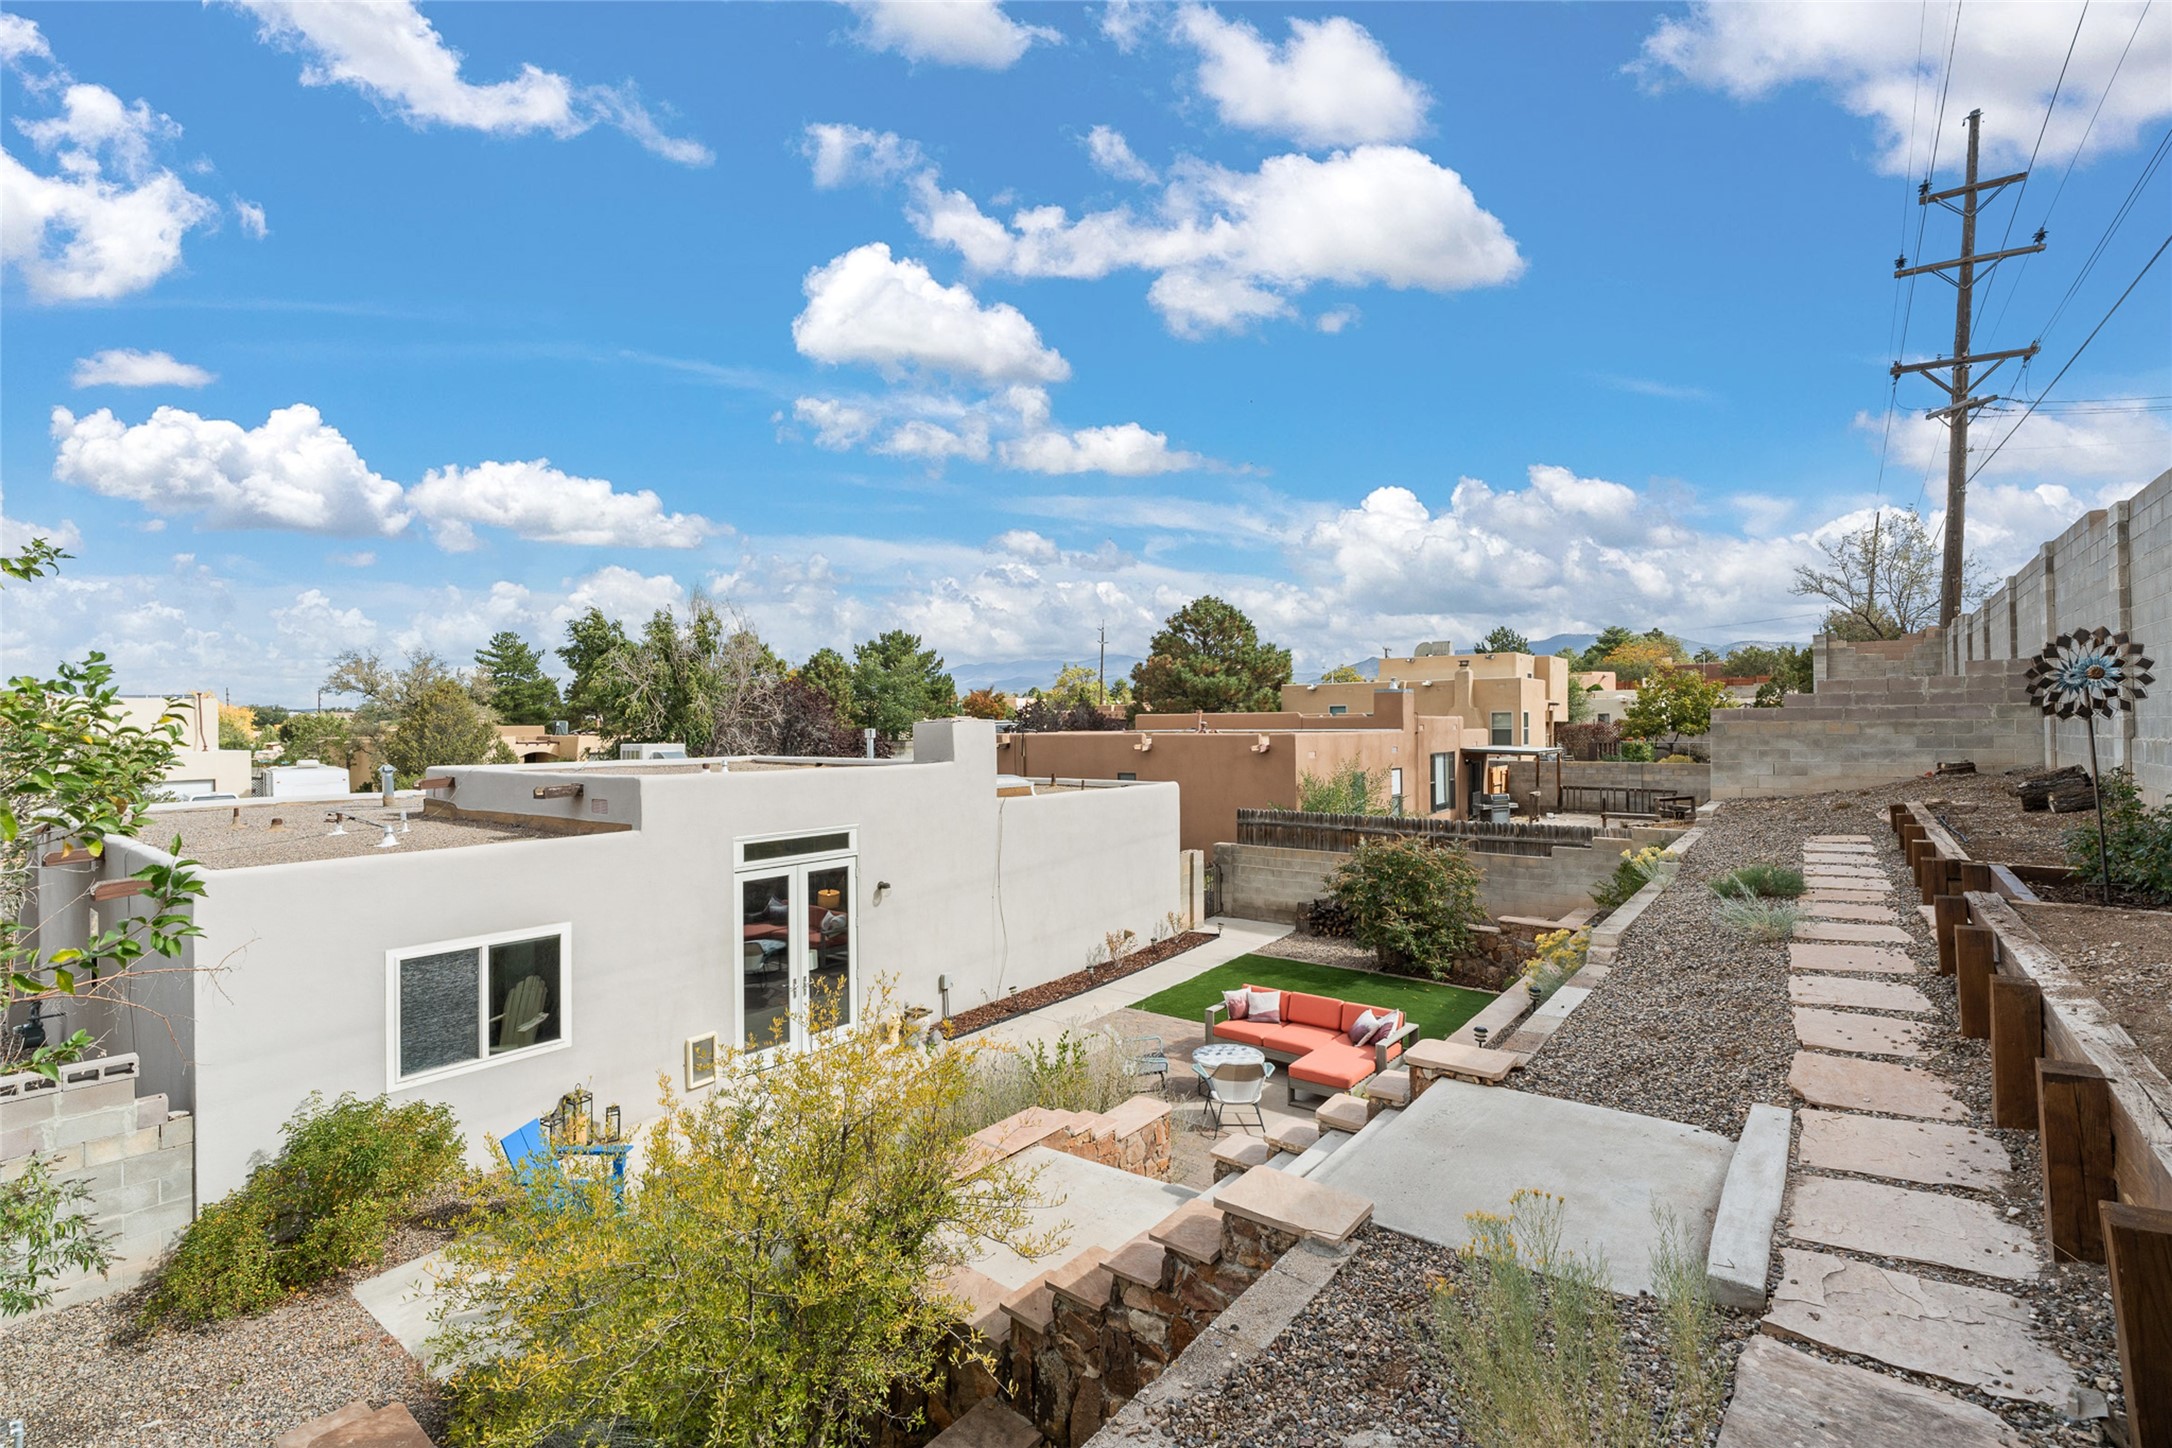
1787;942;1917;975
1717;1337;2025;1448
1795;1110;2011;1191
1789;1176;2039;1281
1787;1052;1963;1120
1794;920;1914;945
351;1249;497;1380
968;1146;1197;1291
1764;1249;2076;1405
1787;975;1931;1013
1312;1077;1732;1295
1791;1007;1927;1058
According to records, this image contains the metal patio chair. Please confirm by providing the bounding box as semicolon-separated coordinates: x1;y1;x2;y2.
1121;1035;1170;1093
1205;1061;1269;1135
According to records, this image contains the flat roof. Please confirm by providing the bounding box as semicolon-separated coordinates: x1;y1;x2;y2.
146;799;573;870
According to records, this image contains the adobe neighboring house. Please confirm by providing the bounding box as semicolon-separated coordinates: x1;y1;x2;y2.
1681;662;1773;704
1286;646;1569;748
495;722;608;764
29;719;1182;1200
118;691;255;799
1573;671;1637;726
1006;687;1558;854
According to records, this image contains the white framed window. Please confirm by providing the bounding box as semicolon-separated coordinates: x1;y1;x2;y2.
1430;753;1453;812
1489;712;1513;746
1523;711;1531;744
387;923;572;1088
1388;767;1404;814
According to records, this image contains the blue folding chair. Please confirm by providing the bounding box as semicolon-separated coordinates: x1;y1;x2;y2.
497;1117;630;1208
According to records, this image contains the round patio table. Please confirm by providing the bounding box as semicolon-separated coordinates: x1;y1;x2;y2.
1189;1043;1270;1095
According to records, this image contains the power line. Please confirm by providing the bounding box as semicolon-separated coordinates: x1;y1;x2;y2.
1967;230;2172;484
1875;0;1938;501
1900;0;1967;515
2038;122;2172;344
1988;0;2155;338
1975;2;2088;334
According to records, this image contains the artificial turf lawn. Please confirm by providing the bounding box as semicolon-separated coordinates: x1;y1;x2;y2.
1132;952;1494;1041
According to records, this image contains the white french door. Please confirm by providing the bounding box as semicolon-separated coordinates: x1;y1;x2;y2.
735;854;856;1054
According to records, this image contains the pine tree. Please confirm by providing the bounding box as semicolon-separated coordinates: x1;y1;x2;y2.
475;631;563;725
1130;596;1291;714
849;631;957;739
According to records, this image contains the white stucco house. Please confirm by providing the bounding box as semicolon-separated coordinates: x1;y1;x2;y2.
24;719;1185;1200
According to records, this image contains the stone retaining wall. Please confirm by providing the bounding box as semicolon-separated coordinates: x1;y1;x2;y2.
0;1052;194;1311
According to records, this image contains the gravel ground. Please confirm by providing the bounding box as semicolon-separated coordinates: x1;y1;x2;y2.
1252;935;1379;972
1152;1225;1758;1447
1513;787;2120;1445
1887;769;2080;867
2014;902;2172;1078
0;1204;456;1447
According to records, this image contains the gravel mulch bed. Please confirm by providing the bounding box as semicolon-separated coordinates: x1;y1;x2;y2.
1148;1225;1757;1447
0;1197;460;1448
2014;901;2172;1080
945;932;1214;1036
1889;769;2082;867
1250;934;1377;972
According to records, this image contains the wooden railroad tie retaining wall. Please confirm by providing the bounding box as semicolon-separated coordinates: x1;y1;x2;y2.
2036;1059;2117;1264
2102;1202;2172;1448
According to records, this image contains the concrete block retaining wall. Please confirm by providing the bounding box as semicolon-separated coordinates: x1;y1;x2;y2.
1213;835;1635;925
1712;467;2169;803
0;1052;194;1311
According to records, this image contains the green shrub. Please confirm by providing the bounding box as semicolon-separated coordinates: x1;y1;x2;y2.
2;1155;114;1317
1708;863;1804;899
1616;740;1654;763
2064;768;2172;903
1329;836;1486;979
140;1092;463;1327
1294;759;1388;815
1591;845;1675;913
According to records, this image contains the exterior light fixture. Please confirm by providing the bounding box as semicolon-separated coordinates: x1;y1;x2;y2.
1473;1024;1489;1048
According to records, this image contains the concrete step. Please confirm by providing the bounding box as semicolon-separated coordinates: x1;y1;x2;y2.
274;1403;435;1448
1147;1197;1225;1266
1280;1128;1354;1178
928;1397;1046;1448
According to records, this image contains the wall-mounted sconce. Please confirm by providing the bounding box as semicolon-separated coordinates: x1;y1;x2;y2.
874;880;892;900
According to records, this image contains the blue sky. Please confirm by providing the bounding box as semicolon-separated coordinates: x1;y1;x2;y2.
3;1;2167;703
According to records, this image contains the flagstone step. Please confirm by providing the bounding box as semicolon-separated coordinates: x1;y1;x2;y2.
1808;835;1875;843
1788;975;1931;1014
1803;877;1896;895
1795;1110;2011;1191
1803;852;1880;866
1788;942;1916;975
1787;1052;1963;1120
1789;1176;2039;1281
1795;920;1914;945
1803;888;1894;905
1798;900;1900;922
1791;1007;1926;1058
929;1397;1045;1448
1716;1336;2026;1447
1763;1249;2076;1405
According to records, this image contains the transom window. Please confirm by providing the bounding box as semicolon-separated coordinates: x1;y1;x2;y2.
736;828;856;867
389;925;569;1086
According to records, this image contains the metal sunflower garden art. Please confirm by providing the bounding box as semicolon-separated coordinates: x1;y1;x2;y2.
2024;627;2154;903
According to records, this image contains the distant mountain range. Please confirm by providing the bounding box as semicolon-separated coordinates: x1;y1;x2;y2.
949;657;1144;693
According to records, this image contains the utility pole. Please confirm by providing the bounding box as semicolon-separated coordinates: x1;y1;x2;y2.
1892;108;2046;627
1097;623;1107;702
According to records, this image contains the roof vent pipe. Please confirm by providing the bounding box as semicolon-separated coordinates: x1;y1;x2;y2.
379;764;396;805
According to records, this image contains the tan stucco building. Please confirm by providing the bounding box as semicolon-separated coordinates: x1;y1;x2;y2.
117;692;255;799
1283;648;1570;748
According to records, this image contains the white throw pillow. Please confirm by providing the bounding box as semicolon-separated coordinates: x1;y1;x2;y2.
1348;1009;1385;1046
1245;988;1283;1024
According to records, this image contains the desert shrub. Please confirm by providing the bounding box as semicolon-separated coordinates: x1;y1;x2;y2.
2;1155;114;1317
955;1030;1135;1134
1714;888;1799;944
2064;768;2172;903
1590;845;1675;913
1329;836;1486;979
1518;928;1589;1004
1708;863;1804;899
140;1092;463;1327
1431;1191;1722;1448
1660;752;1699;764
1295;759;1388;814
1615;739;1655;763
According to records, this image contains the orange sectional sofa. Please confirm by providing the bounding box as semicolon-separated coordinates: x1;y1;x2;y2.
1205;986;1418;1103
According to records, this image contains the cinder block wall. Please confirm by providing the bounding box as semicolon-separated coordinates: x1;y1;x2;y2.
1712;468;2170;803
1213;837;1634;923
0;1053;194;1313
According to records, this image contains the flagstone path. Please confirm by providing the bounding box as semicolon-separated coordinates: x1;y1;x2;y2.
1723;833;2083;1440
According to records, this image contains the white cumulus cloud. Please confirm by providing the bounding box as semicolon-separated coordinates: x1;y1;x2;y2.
1001;422;1201;477
238;0;711;165
1085;125;1158;184
234;198;268;238
908;143;1524;336
803;123;925;189
842;0;1059;69
71;348;217;389
1175;6;1431;149
407;459;722;551
1;28;220;304
51;404;413;536
793;242;1071;385
49;403;724;550
1634;2;2172;175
